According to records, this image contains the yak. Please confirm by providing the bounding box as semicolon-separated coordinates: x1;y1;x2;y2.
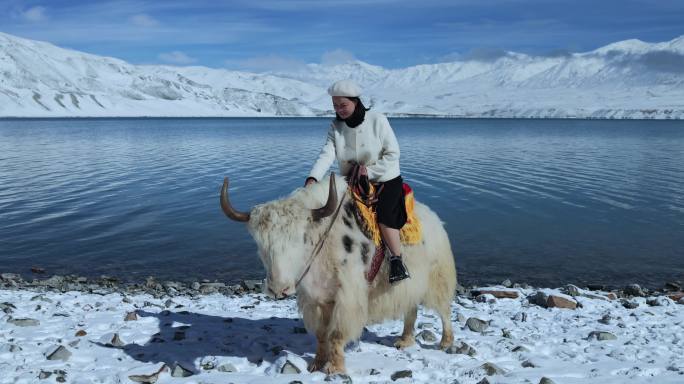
220;173;457;374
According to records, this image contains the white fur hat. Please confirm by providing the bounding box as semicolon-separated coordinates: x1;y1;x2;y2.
327;79;362;97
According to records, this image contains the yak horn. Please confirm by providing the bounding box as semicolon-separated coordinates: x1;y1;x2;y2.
312;173;338;221
220;177;251;222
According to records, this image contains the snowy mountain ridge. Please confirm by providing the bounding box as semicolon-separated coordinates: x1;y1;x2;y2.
1;31;683;118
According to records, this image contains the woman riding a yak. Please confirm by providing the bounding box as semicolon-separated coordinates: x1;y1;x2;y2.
305;79;410;284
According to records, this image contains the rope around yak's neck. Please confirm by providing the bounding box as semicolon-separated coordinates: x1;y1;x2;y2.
294;192;347;289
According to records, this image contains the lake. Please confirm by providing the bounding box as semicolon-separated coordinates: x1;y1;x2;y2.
0;117;682;288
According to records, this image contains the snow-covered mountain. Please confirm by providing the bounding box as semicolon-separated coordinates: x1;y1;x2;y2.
1;31;683;118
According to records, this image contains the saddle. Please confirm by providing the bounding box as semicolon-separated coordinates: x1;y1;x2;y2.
346;165;422;282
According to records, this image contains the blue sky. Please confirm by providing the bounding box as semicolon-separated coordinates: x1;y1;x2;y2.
1;0;683;71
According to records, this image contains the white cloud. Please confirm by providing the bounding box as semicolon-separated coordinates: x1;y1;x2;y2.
321;49;355;66
129;13;160;27
22;6;47;22
241;0;429;11
230;55;307;72
158;51;196;64
437;52;463;63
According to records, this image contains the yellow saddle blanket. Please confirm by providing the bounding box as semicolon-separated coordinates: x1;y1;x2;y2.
351;182;422;246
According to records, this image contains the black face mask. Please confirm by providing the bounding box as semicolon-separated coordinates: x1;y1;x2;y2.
336;98;367;128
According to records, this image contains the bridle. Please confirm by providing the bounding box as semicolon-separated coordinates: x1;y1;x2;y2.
220;173;345;291
294;192;346;288
294;164;380;288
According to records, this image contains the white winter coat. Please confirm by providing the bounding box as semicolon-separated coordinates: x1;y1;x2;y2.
308;111;401;183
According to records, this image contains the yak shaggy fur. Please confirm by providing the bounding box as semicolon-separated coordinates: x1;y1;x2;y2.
245;174;457;374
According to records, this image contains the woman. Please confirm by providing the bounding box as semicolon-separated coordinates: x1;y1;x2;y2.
305;79;410;284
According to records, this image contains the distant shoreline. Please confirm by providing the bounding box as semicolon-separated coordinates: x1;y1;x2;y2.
1;115;683;121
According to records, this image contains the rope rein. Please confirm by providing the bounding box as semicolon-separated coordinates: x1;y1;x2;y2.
294;191;347;288
294;164;377;288
347;164;383;207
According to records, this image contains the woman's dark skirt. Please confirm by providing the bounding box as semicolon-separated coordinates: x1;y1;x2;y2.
375;175;407;230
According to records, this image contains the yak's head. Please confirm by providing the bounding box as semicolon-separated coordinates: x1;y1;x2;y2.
220;174;339;299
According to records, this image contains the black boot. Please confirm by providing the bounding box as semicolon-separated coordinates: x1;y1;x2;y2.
389;255;410;284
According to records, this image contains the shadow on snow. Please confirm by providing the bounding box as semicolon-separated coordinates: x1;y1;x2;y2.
109;309;403;374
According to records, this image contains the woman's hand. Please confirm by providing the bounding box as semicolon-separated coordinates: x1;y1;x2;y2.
357;165;370;194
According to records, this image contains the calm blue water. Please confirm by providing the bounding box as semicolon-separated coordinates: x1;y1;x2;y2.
1;118;683;288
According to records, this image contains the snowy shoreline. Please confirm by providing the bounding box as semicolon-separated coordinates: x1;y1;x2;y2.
1;114;684;120
2;272;682;302
2;273;684;383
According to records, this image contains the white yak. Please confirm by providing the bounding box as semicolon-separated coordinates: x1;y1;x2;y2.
220;173;457;374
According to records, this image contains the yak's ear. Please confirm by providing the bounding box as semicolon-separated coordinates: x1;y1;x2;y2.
220;177;251;222
312;173;337;221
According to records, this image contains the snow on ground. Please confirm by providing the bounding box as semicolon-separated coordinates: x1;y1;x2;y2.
1;286;683;384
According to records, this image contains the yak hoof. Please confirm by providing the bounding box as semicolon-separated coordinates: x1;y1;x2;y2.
322;362;346;375
308;359;328;373
394;336;416;349
439;335;454;350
